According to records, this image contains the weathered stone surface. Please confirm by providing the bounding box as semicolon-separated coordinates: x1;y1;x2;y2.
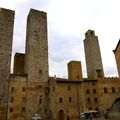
84;30;104;79
0;8;14;119
24;9;49;119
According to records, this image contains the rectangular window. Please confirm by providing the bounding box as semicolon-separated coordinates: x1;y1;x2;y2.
22;87;26;92
39;98;42;104
93;89;96;94
11;87;14;92
69;97;72;102
21;107;26;112
9;107;13;112
86;89;90;94
94;98;98;103
59;97;62;103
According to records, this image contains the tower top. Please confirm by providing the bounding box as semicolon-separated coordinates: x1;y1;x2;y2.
85;29;95;38
28;8;47;17
0;7;15;14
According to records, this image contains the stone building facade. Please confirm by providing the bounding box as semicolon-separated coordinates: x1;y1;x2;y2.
0;8;15;120
0;7;120;120
8;74;27;120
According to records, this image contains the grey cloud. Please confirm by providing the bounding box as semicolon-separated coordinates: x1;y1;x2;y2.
49;34;83;63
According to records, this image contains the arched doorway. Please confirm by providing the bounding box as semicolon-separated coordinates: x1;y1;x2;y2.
59;110;64;120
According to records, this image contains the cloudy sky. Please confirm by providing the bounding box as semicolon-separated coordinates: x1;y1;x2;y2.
1;0;120;78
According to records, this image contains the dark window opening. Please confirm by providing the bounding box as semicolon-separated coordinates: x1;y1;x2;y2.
9;107;13;112
86;89;90;94
39;98;42;104
94;98;98;103
22;87;26;92
96;69;102;77
67;116;70;120
77;75;79;80
68;85;71;91
69;97;72;102
93;89;96;94
112;87;115;93
104;87;108;93
11;87;14;92
87;98;90;102
45;109;47;114
91;31;93;35
21;107;26;112
60;97;63;103
89;108;93;110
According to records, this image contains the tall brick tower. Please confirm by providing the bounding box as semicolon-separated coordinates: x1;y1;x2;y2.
25;9;49;119
25;9;48;82
0;8;14;119
84;30;104;79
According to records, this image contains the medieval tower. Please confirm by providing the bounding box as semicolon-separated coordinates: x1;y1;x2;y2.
24;9;49;119
25;9;49;82
0;8;14;119
113;40;120;77
84;30;104;79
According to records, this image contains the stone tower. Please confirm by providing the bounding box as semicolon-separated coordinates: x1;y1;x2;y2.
25;9;49;119
84;30;104;79
13;53;25;74
25;9;49;82
113;40;120;77
68;61;83;80
0;8;14;119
